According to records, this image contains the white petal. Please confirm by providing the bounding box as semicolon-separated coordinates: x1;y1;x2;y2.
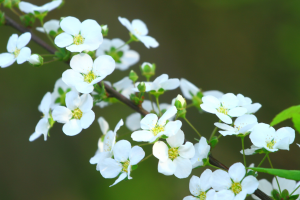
220;93;238;109
18;2;36;13
167;129;184;147
60;16;81;35
164;121;182;137
215;190;234;200
216;112;232;124
211;169;231;191
158;106;177;126
158;159;176;176
43;0;62;12
132;19;148;35
98;117;109;134
65;91;80;110
16;47;31;64
234;191;247;200
80;19;101;37
241;175;259;194
202;96;220;108
180;78;199;100
78;93;93;112
126;113;141;131
129;146;145;165
80;110;95;129
118;17;133;32
103;130;116;152
272;177;296;194
29;132;42;142
110;172;127;187
183;196;198;200
17;32;31;49
153;141;169;161
277;127;295;145
173;157;192;178
179;142;195;159
35;118;49;135
131;130;154;142
62;119;82;136
0;53;15;68
189;175;201;196
62;69;84;87
199;169;213;191
113;140;131;162
214;122;235;131
42;19;60;33
249;123;275;149
160;79;180;91
252;179;272;199
228;162;246;182
140;113;157;130
93;55;115;77
7;34;18;52
119;50;140;70
54;33;73;48
100;158;122;178
228;107;247;117
70;53;93;74
203;90;224;99
52;106;72;123
245;103;261;114
138;35;159;48
66;44;90;52
39;92;52;114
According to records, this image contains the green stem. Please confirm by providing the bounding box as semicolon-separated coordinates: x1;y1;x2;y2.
40;54;54;57
115;38;134;51
155;96;162;116
241;137;247;168
209;126;218;141
267;154;281;194
186;104;194;109
138;143;152;147
10;8;21;17
140;153;153;163
217;134;222;139
43;59;58;65
184;118;201;137
290;184;300;196
39;19;60;50
257;153;268;168
208;163;221;170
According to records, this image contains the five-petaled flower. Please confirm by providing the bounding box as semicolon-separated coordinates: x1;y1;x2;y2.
19;0;62;14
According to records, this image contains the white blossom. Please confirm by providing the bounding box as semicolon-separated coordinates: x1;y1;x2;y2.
99;140;145;186
28;54;43;66
51;78;77;109
96;38;139;70
240;145;261;155
183;169;216;200
29;92;52;142
211;162;259;200
131;106;182;143
200;93;247;124
249;123;295;152
19;0;62;14
118;17;159;48
214;114;258;136
237;94;261;114
52;91;95;136
36;19;60;34
0;32;31;68
55;16;103;52
62;53;115;94
190;137;210;168
153;130;195;178
112;77;135;98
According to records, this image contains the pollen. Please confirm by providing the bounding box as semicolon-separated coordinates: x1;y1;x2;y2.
231;182;242;195
217;106;228;115
134;28;142;35
72;108;83;119
13;48;20;58
151;125;165;136
168;147;179;160
122;160;130;173
73;34;85;45
266;139;276;149
83;71;96;83
199;191;206;200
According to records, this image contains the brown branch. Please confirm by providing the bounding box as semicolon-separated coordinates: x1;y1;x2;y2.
4;14;272;200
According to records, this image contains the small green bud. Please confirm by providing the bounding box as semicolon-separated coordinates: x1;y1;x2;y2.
175;94;187;118
0;11;5;27
137;82;146;93
20;13;35;27
129;70;138;83
209;136;218;148
3;0;12;8
271;189;281;200
28;54;44;67
34;10;48;21
101;25;108;36
280;189;289;199
11;0;19;7
141;62;156;79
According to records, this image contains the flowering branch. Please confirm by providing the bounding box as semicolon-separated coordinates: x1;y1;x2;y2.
3;14;273;200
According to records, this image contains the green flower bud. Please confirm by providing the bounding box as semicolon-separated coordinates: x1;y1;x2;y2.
20;13;35;27
28;54;43;67
11;0;19;7
175;94;187;118
101;25;108;36
0;11;5;27
3;0;12;8
141;62;156;79
129;70;138;83
137;82;146;93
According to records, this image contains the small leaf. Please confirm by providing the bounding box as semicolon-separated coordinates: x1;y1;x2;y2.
270;105;300;126
58;87;64;95
271;189;280;200
250;167;300;180
290;194;300;200
281;189;289;198
292;113;300;133
131;165;138;171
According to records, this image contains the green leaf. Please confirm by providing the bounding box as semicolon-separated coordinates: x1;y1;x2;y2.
270;105;300;126
281;189;289;198
209;136;218;148
58;87;64;95
292;113;300;133
131;165;138;171
250;167;300;180
271;189;280;200
290;194;300;200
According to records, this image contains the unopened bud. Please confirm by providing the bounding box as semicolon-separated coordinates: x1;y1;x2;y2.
3;0;12;8
129;70;138;83
11;0;19;6
101;25;108;36
141;62;156;79
137;82;146;93
175;94;186;109
28;54;43;67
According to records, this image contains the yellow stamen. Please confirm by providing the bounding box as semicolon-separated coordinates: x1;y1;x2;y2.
73;34;85;45
168;147;179;160
217;106;228;115
13;48;20;58
199;191;206;200
83;71;96;83
72;108;83;119
266;139;276;149
122;160;130;173
231;182;242;195
151;125;165;136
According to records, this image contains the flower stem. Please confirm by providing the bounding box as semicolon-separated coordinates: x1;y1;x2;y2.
186;104;194;109
10;8;21;17
184;118;201;137
267;154;282;194
208;163;221;170
209;126;218;141
140;153;153;163
40;54;55;57
290;184;300;196
43;59;58;65
241;137;247;168
115;38;134;51
257;153;268;168
138;143;152;147
155;96;162;116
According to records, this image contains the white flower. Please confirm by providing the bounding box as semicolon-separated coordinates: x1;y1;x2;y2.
203;90;224;99
183;169;216;200
62;53;115;94
131;106;182;143
54;16;103;52
0;32;31;68
200;93;247;124
211;162;259;199
29;92;52;142
190;137;210;168
100;140;145;186
237;94;261;114
249;123;295;152
240;145;261;155
52;91;95;136
28;54;43;66
153;130;195;178
36;19;60;34
252;177;300;199
214;114;258;136
118;17;159;48
112;77;135;98
96;38;139;70
19;0;62;14
51;78;77;109
90;119;123;171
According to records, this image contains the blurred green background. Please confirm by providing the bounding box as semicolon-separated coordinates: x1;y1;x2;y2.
1;0;300;199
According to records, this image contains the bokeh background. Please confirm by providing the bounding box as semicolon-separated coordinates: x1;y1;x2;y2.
1;0;300;199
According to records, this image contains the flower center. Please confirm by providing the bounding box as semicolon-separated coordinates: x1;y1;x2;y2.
134;28;142;35
266;139;276;149
199;191;206;200
168;147;179;160
73;34;85;45
122;160;130;173
72;108;83;119
231;182;242;195
151;125;165;136
217;106;228;115
83;71;96;83
13;48;20;58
